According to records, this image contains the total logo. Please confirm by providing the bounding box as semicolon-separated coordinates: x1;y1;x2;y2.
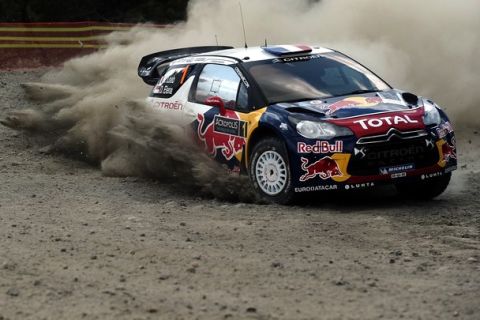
353;115;418;130
297;141;343;154
327;109;425;138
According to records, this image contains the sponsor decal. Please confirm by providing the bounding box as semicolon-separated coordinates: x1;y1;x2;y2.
197;112;246;160
353;115;419;130
421;172;443;180
326;96;382;115
442;142;456;162
152;100;183;110
377;92;405;106
344;182;375;190
299;156;343;181
359;145;425;161
391;172;407;179
153;85;174;95
213;115;247;137
234;67;250;88
328;109;425;138
165;75;176;84
436;121;453;138
294;185;338;193
297;141;343;154
379;164;415;175
272;54;322;63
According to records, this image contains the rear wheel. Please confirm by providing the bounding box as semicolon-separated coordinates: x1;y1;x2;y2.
396;172;451;200
249;137;294;204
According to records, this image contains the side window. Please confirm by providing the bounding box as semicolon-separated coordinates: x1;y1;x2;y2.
194;64;245;110
236;83;249;112
152;65;191;98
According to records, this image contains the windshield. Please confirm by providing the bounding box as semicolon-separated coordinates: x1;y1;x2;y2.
245;52;390;104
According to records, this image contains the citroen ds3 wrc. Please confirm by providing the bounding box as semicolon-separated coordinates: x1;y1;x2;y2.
138;45;457;204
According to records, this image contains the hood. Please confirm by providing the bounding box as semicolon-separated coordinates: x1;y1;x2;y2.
279;89;419;118
277;90;427;137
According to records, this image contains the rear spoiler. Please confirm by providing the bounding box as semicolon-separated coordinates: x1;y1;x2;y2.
138;46;233;85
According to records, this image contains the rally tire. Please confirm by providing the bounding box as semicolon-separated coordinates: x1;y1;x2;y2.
396;172;451;200
249;137;295;204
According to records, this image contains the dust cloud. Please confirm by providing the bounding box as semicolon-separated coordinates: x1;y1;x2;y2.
2;0;478;199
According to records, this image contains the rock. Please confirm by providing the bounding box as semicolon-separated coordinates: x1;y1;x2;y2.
271;262;284;269
467;257;478;263
334;277;348;286
2;261;16;271
147;308;158;313
246;307;257;313
6;287;19;297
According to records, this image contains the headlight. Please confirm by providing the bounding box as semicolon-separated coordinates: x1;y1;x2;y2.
296;120;352;139
423;101;441;125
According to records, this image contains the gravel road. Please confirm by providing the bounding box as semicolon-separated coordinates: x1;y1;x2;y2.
0;70;479;320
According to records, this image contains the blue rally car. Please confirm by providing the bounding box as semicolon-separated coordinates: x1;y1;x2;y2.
138;44;457;204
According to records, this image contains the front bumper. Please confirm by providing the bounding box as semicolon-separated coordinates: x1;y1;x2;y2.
287;126;457;193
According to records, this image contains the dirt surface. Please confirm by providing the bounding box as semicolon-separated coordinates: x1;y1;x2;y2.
0;70;479;320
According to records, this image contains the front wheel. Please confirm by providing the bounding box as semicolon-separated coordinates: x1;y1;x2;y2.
249;137;295;204
395;172;451;200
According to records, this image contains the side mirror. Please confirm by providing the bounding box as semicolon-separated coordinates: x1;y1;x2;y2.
204;96;226;116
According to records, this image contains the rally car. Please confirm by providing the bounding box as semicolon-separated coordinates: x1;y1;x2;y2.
138;45;457;204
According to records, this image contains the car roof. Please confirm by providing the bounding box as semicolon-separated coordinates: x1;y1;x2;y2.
171;45;334;65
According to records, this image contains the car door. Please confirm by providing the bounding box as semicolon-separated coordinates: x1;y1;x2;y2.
186;63;251;170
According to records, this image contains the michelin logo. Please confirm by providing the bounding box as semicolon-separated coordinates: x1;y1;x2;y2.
379;164;414;175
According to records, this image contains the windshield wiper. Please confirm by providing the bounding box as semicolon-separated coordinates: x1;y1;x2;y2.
344;89;380;95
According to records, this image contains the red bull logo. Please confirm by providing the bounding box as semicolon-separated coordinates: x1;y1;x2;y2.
326;96;382;115
442;142;457;162
197;112;246;160
299;156;343;181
